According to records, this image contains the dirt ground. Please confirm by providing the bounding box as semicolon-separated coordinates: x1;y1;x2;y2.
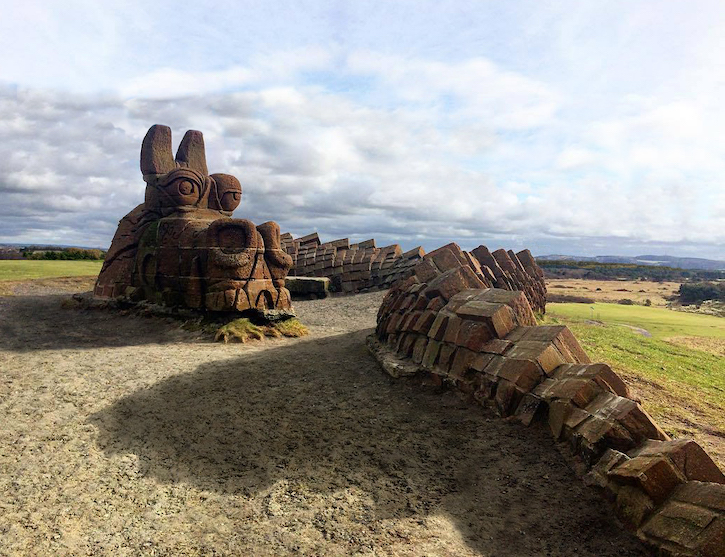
546;278;680;307
0;281;652;556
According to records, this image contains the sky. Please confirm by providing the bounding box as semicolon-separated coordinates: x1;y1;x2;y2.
1;0;724;258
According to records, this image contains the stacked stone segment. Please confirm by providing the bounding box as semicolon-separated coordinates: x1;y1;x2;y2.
369;243;724;557
282;234;547;313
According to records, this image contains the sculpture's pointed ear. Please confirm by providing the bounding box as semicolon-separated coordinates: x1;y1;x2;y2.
175;130;208;176
140;124;175;175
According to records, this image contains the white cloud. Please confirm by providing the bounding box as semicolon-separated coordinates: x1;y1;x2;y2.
1;1;725;259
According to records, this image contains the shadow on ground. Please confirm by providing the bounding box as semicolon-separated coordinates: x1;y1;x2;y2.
90;329;651;556
0;294;201;352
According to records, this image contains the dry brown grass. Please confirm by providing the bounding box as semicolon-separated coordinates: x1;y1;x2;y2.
0;276;97;296
665;336;725;358
546;278;679;307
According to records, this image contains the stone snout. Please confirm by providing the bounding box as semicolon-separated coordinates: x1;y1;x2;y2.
128;215;291;313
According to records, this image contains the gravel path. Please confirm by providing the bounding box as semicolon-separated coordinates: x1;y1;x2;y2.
0;285;651;556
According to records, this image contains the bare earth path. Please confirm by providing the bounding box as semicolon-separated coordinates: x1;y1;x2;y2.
0;286;652;556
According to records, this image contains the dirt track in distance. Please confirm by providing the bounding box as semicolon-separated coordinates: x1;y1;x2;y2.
0;283;651;556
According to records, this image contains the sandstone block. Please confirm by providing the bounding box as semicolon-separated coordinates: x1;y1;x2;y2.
442;316;463;344
413;260;440;283
455;319;496;351
475;289;537;326
285;276;331;299
506;341;567;375
574;415;637;460
671;480;725;512
455;301;516;338
548;399;573;439
425;296;446;312
449;348;479;380
427;313;450;341
496;358;543;392
553;363;628;398
584;448;630;490
514;393;547;426
434;343;457;375
421;340;442;369
479;338;514;355
423;265;486;302
534;376;603;408
412;336;429;365
631;439;725;484
641;497;723;555
494;379;520;416
506;325;590;364
412;310;438;335
586;392;670;443
616;485;655;527
608;455;686;503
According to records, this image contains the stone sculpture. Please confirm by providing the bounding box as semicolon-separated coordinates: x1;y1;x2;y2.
282;232;547;313
94;125;292;313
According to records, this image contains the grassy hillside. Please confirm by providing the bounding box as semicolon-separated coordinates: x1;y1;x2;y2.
548;301;725;339
0;260;103;281
543;307;725;466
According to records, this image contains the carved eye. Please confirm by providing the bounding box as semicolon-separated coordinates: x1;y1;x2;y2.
221;191;241;211
178;180;194;195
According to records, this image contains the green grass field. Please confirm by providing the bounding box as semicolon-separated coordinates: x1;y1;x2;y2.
543;305;725;464
548;302;725;339
0;260;103;281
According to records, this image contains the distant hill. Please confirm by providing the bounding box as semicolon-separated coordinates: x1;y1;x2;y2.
0;242;105;250
536;254;725;271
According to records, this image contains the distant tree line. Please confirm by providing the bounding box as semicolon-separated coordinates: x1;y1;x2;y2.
22;247;106;260
678;282;725;305
537;260;725;282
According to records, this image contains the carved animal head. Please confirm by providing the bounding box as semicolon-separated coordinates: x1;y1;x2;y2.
140;125;242;215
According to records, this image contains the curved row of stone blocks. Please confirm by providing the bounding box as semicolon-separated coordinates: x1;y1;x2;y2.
281;232;547;313
368;243;725;557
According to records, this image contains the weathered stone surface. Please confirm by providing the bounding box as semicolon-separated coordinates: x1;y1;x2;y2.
616;485;656;527
284;234;546;308
552;363;628;398
514;393;546;426
671;481;725;512
631;439;725;484
475;289;537;326
534;376;602;408
506;341;568;375
285;276;331;298
455;300;516;338
584;448;630;489
424;265;487;301
96;125;292;314
455;319;496;351
609;455;687;503
507;325;591;364
640;489;725;556
586;392;670;443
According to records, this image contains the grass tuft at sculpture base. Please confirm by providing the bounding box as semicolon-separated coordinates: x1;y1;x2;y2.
214;317;308;343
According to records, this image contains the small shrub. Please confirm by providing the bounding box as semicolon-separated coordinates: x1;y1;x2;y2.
617;298;635;305
547;294;595;304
